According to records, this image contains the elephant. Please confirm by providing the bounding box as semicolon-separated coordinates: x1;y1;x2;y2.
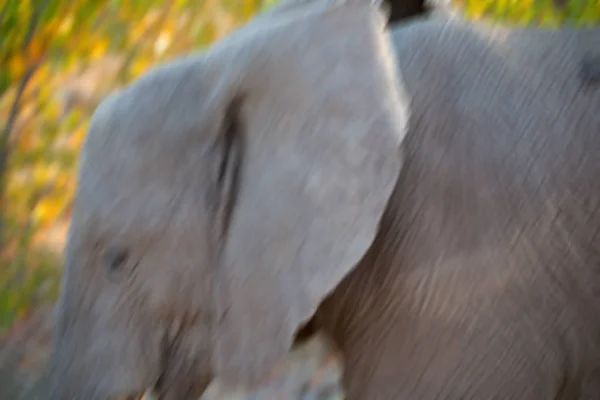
45;0;600;399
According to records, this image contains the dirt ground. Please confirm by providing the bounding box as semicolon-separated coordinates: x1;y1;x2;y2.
0;307;344;400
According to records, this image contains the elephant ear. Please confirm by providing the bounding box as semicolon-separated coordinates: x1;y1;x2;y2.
205;1;409;386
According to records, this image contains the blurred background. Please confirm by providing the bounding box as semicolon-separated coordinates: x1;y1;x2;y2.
0;0;598;398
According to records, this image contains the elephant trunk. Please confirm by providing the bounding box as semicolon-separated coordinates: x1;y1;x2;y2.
45;373;131;400
44;320;160;400
45;344;146;400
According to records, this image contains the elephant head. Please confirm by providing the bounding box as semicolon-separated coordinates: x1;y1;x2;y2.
46;1;409;398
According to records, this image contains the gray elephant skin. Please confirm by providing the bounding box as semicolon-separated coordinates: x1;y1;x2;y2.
45;1;600;399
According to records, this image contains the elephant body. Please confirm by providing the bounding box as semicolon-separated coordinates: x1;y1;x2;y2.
314;20;600;399
45;1;600;399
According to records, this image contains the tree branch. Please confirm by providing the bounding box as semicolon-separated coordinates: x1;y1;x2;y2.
22;0;50;51
0;0;50;248
0;66;38;150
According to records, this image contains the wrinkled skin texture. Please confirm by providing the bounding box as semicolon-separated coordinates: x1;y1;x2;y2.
312;20;600;399
46;0;600;399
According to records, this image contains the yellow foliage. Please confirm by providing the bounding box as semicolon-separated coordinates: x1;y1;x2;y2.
130;57;150;78
31;165;56;188
175;0;191;9
33;198;63;227
18;0;32;21
36;78;53;104
155;28;174;56
242;0;261;19
458;0;600;25
27;37;47;64
6;172;28;199
130;23;148;43
68;125;89;149
43;101;62;121
58;16;75;36
8;55;26;80
90;39;110;60
467;0;494;18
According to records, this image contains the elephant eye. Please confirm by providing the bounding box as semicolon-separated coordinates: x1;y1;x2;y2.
103;247;130;273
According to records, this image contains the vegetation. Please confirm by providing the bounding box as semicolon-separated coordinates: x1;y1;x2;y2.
457;0;599;27
0;0;598;334
0;0;274;333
